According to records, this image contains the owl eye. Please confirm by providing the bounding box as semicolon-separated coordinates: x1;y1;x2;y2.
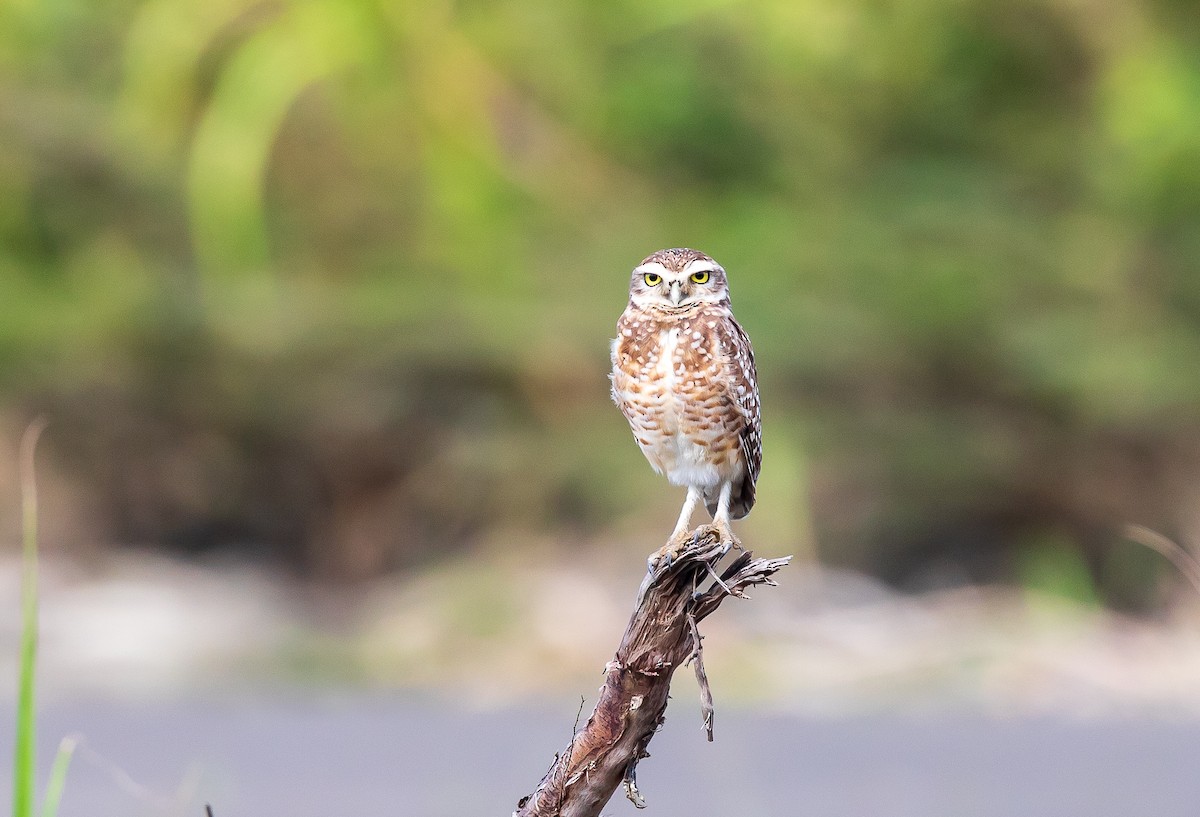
643;272;662;286
690;271;711;284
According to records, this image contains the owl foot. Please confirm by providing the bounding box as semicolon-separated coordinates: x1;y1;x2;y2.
637;524;741;606
709;521;741;556
646;529;696;574
638;530;698;606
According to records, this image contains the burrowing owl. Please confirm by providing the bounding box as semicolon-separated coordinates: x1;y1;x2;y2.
610;248;761;566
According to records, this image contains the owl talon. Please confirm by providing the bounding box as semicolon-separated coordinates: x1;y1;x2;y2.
711;524;740;556
645;551;665;575
638;542;679;605
646;545;678;574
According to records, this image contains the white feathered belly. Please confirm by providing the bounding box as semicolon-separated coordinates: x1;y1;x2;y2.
657;421;726;488
613;326;742;490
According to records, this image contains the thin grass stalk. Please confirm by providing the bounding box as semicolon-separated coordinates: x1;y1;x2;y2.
14;419;47;817
39;736;77;817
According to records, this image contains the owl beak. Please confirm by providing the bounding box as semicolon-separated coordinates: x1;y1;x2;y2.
669;281;683;305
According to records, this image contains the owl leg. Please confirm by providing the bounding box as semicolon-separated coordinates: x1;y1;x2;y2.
671;486;702;540
646;487;702;573
711;480;741;554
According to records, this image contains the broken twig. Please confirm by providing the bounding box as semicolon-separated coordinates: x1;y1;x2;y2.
514;526;790;817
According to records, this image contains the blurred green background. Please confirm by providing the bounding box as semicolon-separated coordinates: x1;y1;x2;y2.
3;0;1199;608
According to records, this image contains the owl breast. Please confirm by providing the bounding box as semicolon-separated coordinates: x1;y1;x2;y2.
610;307;745;489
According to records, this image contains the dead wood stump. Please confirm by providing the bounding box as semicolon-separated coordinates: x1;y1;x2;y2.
514;527;791;817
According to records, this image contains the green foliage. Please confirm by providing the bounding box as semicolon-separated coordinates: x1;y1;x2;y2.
1018;532;1100;608
1;0;1198;599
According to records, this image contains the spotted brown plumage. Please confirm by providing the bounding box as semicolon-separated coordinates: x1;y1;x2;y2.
610;248;761;564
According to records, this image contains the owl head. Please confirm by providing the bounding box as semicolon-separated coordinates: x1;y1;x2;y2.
627;248;731;311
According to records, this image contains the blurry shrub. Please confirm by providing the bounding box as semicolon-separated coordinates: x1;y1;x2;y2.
1;0;1198;604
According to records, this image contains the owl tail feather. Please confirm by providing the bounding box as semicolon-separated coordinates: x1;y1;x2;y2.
704;476;756;521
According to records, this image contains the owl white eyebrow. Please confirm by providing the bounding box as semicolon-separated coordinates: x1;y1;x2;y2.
682;260;720;275
634;262;670;277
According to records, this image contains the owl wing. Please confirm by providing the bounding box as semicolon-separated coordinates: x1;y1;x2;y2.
609;312;642;425
716;313;762;490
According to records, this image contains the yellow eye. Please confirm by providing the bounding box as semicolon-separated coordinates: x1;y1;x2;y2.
643;272;662;286
690;271;710;284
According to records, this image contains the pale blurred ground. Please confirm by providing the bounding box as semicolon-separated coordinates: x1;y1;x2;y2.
7;550;1200;816
6;549;1200;714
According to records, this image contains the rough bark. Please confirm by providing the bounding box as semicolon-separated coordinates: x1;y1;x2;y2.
514;527;791;817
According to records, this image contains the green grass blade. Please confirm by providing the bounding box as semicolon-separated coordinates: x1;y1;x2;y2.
13;419;47;817
39;736;77;817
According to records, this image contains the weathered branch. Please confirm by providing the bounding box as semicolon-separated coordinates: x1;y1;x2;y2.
514;527;791;817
